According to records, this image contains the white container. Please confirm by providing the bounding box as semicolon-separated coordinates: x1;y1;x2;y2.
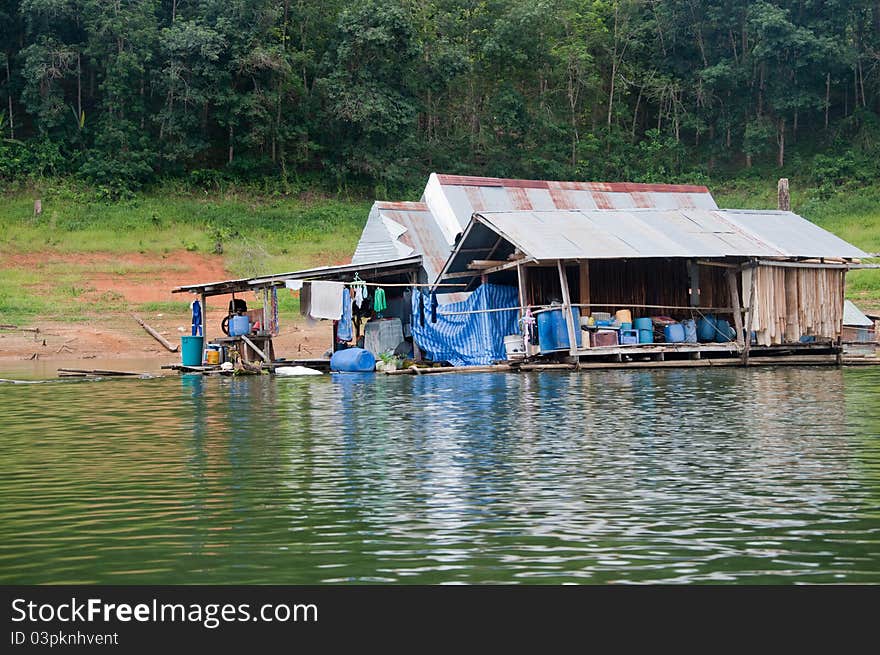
503;334;526;359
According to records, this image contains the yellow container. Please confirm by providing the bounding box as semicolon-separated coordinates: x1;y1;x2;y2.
205;349;220;365
615;309;632;324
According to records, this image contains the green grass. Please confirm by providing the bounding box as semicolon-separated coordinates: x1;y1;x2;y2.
1;177;878;324
0;183;369;325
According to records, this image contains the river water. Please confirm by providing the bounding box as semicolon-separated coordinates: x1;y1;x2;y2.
1;367;878;584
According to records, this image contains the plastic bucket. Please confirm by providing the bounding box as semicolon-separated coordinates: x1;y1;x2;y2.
205;349;220;365
633;317;653;331
615;309;632;325
504;334;525;359
664;323;686;343
682;319;698;343
181;335;204;366
638;329;654;344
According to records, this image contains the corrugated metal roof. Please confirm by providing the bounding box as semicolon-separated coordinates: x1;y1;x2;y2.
843;300;874;327
249;256;423;285
421;173;718;243
451;208;868;266
351;201;452;285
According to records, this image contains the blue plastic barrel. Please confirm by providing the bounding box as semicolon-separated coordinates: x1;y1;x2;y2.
715;319;734;342
537;311;558;353
664;323;686;343
538;308;581;353
181;335;204;366
682;319;698;343
229;315;250;336
330;347;376;372
633;317;653;331
639;329;654;344
697;315;716;342
619;322;632;331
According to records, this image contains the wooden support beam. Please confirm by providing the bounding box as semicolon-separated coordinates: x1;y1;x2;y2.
557;260;579;357
467;259;507;269
726;269;744;348
241;334;269;362
579;262;590;309
200;292;207;364
742;264;757;366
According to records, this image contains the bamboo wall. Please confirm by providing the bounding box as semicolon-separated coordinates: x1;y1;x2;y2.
743;265;845;346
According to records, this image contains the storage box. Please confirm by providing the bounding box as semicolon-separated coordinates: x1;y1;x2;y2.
619;329;639;345
590;330;618;347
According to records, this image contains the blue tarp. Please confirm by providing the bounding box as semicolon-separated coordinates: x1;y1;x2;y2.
411;283;520;367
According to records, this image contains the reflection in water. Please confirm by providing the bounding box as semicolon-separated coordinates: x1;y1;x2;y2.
0;367;878;584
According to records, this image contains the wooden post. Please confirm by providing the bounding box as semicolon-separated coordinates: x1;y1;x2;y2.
726;269;744;349
578;261;590;309
783;268;800;343
742;263;757;366
200;292;207;364
777;178;790;211
410;271;422;362
557;260;579;357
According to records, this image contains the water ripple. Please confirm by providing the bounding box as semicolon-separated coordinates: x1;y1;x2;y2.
0;367;878;584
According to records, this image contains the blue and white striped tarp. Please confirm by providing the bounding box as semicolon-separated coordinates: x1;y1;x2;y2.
411;284;520;367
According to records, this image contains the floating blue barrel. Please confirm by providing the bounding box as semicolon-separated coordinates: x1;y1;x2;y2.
697;314;717;342
330;347;376;372
229;315;251;336
682;319;698;343
537;307;581;353
639;329;654;344
715;319;734;342
633;317;653;331
664;323;686;343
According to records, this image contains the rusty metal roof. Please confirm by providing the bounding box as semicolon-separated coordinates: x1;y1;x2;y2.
439;208;869;277
421;173;718;244
351;200;452;284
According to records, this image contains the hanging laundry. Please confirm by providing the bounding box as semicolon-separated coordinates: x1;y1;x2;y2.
353;283;365;309
285;279;303;291
430;290;438;323
191;299;202;336
337;288;353;342
373;287;387;315
309;281;344;320
418;292;425;327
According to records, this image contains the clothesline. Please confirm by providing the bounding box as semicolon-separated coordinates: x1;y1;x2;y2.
279;279;467;287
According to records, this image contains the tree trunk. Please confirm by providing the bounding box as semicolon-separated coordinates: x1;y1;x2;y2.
5;57;13;139
825;72;830;129
777;117;785;168
228;125;234;164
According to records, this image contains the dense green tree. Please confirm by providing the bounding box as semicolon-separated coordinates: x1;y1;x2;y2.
1;0;880;191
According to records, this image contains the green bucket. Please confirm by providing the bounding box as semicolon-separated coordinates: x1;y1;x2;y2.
181;335;204;366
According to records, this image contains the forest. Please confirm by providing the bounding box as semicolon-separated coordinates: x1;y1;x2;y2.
2;0;880;194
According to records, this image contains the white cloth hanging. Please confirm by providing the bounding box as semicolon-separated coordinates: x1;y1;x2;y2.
308;281;344;320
